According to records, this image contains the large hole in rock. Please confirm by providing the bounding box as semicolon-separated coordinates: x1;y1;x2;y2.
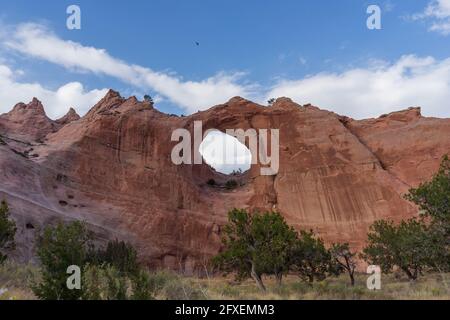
199;130;252;175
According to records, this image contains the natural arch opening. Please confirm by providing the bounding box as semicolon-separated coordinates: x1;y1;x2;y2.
199;130;252;175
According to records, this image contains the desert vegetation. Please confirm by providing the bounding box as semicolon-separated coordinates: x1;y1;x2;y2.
0;156;449;300
0;200;17;265
1;262;449;300
212;156;450;290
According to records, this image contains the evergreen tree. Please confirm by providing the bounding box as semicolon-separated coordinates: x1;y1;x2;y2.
213;209;297;291
0;200;16;265
361;219;431;280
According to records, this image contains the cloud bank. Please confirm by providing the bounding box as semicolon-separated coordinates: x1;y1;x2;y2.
2;22;450;120
267;55;450;119
413;0;450;35
4;23;254;114
0;65;107;119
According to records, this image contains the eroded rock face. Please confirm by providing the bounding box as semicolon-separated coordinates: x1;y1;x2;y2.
55;108;80;126
0;98;59;142
1;91;449;272
342;107;450;187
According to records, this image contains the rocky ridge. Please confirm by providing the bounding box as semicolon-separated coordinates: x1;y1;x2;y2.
0;91;448;273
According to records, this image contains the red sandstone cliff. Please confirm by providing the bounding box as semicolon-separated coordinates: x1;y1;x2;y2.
0;91;448;273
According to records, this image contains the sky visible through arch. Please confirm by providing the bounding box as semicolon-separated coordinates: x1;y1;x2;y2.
199;130;252;174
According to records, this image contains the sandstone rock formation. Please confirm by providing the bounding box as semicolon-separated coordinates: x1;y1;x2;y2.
55;108;80;126
0;91;448;272
0;98;60;142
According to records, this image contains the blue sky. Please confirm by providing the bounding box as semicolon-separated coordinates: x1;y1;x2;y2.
1;0;450;119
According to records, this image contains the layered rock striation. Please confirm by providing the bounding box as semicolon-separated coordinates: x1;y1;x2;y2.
1;91;448;272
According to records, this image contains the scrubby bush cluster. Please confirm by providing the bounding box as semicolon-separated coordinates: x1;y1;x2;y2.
363;155;450;279
214;156;450;290
225;179;238;190
31;221;155;300
212;209;351;291
0;200;16;265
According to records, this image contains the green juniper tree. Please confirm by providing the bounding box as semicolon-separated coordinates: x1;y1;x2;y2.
0;200;16;265
90;239;139;276
361;219;431;281
291;230;334;283
251;211;297;287
144;94;154;105
213;209;297;291
329;243;357;286
33;221;93;300
405;155;450;271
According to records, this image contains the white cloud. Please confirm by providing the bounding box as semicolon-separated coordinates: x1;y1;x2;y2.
4;23;253;114
2;23;450;121
413;0;450;35
267;55;450;119
0;65;108;119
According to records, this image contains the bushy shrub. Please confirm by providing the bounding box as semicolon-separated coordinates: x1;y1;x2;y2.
32;221;92;300
291;230;334;283
213;209;297;291
405;155;450;272
329;243;357;286
82;264;163;300
81;263;103;300
33;219;147;300
225;180;238;190
0;200;16;265
91;239;139;276
130;269;155;300
361;219;431;281
143;95;154;105
82;264;129;300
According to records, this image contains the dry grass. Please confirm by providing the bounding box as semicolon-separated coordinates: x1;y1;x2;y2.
1;263;449;300
0;261;39;300
188;272;450;300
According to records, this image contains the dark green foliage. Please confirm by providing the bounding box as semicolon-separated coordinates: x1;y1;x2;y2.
130;269;155;300
267;98;275;106
0;200;16;265
92;239;139;276
33;221;144;300
82;264;157;300
406;155;450;224
361;219;431;280
405;155;450;271
330;243;357;286
252;211;298;286
207;179;216;186
81;263;103;300
33;221;92;300
103;266;128;300
144;95;154;105
291;230;334;283
230;169;243;176
213;209;297;291
225;180;238;190
82;264;128;300
213;209;263;289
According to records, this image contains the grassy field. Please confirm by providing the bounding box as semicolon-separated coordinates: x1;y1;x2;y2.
1;262;449;300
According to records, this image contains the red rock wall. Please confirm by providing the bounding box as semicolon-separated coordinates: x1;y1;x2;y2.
1;91;449;273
